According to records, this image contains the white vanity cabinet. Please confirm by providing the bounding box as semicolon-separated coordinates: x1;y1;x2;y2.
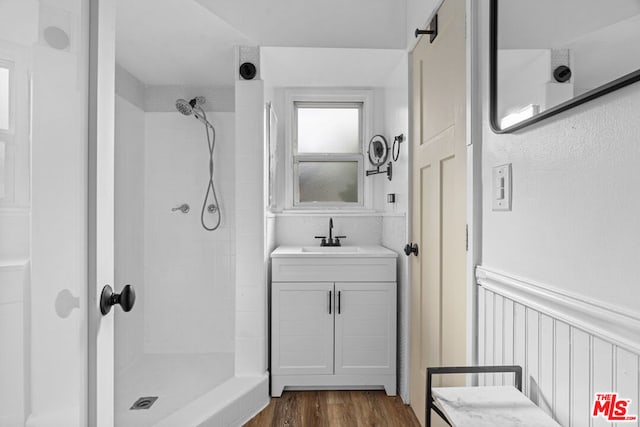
270;246;397;397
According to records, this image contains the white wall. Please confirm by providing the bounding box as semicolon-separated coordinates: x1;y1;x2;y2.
114;95;145;372
234;79;267;375
380;53;410;403
382;55;410;215
143;111;236;354
480;9;640;314
0;42;30;427
477;0;640;421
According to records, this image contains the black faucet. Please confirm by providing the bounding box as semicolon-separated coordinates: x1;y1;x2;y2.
315;217;347;247
329;218;333;243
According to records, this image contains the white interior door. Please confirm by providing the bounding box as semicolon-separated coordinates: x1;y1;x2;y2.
409;0;467;424
0;0;114;426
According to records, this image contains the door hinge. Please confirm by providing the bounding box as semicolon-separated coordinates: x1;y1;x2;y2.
465;224;469;252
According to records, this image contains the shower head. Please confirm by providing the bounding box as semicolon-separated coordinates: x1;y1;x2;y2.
175;96;214;130
175;96;207;116
175;98;193;116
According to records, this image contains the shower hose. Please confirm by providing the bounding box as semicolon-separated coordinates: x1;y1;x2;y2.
200;109;221;231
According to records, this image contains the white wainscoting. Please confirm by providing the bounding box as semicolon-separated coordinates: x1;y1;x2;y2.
476;266;640;427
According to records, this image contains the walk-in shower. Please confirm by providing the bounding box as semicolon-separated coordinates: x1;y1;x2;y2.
175;96;221;231
114;88;239;426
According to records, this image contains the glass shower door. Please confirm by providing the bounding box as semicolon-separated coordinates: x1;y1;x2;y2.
0;1;93;425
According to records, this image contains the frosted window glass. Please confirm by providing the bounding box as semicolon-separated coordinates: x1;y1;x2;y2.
0;68;8;130
297;107;360;153
298;162;358;203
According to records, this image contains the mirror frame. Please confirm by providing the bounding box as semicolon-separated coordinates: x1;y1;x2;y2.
490;0;640;133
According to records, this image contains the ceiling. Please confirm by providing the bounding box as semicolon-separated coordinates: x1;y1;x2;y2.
261;47;407;88
116;0;408;87
499;0;640;49
115;0;250;86
195;0;406;49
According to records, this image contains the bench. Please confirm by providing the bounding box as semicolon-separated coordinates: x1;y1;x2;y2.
427;366;561;427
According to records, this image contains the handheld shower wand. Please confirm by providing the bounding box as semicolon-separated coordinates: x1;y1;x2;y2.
175;96;221;231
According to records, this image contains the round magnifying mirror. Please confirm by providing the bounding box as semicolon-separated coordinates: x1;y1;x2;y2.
367;135;389;167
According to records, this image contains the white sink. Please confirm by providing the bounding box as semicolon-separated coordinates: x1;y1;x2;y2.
301;246;361;253
271;245;397;258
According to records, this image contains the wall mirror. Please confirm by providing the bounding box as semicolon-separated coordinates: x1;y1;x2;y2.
490;0;640;133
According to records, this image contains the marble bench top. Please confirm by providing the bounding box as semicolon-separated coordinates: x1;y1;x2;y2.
432;386;562;427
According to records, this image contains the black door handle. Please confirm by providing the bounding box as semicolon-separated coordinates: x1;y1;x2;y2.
100;284;136;315
404;243;419;256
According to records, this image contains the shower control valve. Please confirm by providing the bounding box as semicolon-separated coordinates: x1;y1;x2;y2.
172;203;190;213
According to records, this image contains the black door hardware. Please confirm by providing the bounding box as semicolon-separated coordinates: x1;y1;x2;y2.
100;284;136;315
404;243;419;256
337;291;341;314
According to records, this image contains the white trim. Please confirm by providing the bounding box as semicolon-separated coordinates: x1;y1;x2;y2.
0;59;15;135
0;258;28;270
405;49;414;407
465;0;483;377
476;266;640;355
284;88;374;210
88;0;116;425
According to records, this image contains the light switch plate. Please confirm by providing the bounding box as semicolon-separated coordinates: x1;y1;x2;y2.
492;163;512;211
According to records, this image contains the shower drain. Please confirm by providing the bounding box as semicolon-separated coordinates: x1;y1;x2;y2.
130;396;158;410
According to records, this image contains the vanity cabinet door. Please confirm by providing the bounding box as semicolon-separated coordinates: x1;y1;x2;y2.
271;282;335;375
334;282;396;375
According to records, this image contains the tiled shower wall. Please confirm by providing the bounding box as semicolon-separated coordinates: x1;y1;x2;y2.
143;111;236;355
115;65;237;368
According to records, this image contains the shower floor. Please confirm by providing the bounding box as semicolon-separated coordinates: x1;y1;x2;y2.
115;353;234;427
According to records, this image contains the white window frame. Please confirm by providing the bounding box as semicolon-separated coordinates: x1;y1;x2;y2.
0;58;16;204
285;88;374;210
0;59;15;135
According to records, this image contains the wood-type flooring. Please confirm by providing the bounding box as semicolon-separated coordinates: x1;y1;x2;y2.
244;390;421;426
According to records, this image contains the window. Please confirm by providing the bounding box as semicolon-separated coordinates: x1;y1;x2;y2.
290;98;368;208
